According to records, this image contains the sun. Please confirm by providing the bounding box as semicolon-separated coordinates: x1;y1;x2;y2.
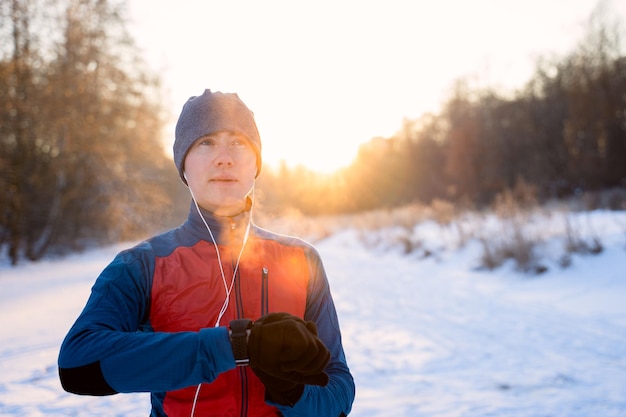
261;137;358;174
256;118;362;174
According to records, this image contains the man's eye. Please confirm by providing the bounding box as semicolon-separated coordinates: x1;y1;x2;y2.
199;139;215;146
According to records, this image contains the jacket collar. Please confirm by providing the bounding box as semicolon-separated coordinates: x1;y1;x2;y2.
185;198;253;246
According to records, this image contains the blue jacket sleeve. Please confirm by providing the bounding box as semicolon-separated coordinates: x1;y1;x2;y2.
58;247;236;395
275;247;355;416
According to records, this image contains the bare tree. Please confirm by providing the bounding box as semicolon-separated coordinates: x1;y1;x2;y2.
1;0;173;265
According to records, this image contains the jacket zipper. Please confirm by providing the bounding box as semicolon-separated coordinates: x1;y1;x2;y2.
230;219;248;417
232;220;244;320
261;266;269;316
230;219;272;416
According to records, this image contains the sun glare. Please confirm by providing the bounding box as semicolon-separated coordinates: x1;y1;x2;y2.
263;141;356;174
260;129;361;174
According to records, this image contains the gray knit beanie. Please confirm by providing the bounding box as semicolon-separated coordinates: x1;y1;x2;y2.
173;89;262;183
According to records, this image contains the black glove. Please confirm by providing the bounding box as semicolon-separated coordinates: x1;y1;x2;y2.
248;312;331;405
251;367;305;406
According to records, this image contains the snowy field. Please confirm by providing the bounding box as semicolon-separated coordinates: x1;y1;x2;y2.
1;210;626;416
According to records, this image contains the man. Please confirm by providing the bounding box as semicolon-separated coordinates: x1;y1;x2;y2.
58;89;355;416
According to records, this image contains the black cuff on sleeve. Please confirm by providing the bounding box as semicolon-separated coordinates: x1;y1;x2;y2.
59;361;117;396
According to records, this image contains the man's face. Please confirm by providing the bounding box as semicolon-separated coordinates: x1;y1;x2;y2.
184;130;257;216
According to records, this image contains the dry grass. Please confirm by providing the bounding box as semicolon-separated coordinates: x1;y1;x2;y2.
254;186;625;275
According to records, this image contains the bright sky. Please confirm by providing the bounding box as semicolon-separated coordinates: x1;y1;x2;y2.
128;0;625;173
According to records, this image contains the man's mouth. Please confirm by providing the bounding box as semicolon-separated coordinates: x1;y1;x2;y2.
211;177;237;182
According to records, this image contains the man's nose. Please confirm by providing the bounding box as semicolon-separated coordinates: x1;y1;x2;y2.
214;144;235;166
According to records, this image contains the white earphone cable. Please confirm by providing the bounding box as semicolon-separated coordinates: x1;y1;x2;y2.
188;189;251;328
190;383;202;417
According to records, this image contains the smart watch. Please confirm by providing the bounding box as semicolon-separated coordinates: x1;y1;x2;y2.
229;319;252;366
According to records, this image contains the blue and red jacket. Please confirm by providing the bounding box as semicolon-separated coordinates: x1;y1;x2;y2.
58;204;355;416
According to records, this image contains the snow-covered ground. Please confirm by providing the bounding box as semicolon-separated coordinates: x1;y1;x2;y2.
1;210;625;416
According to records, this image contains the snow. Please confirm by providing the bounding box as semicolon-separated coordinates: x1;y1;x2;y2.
1;210;626;416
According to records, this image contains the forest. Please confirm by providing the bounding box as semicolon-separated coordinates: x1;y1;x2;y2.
258;6;626;215
2;0;626;265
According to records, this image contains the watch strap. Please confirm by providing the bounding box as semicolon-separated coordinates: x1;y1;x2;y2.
230;319;252;366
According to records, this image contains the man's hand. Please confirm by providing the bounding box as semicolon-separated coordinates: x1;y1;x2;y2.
248;312;330;405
